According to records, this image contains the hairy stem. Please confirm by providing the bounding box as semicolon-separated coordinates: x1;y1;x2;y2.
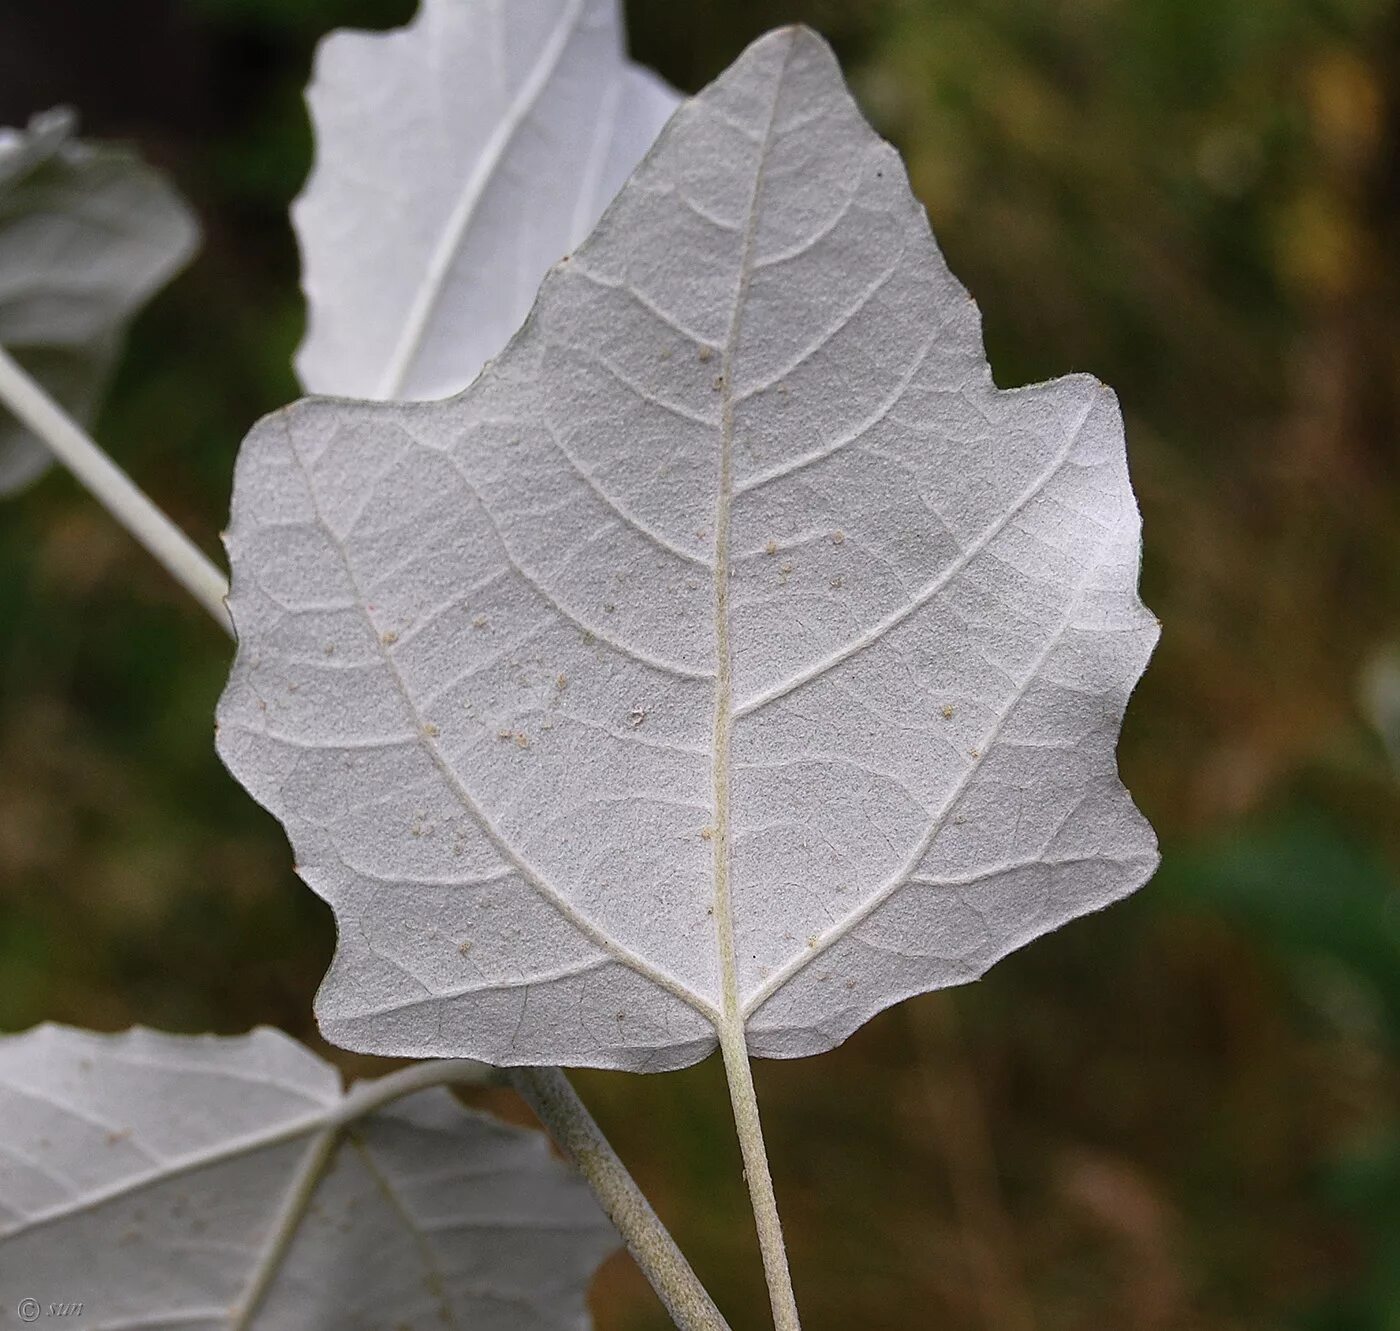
0;346;233;632
717;1022;801;1331
510;1066;732;1331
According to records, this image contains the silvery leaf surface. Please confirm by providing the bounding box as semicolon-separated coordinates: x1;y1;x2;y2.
0;1025;614;1328
219;26;1159;1073
294;0;678;402
0;109;198;495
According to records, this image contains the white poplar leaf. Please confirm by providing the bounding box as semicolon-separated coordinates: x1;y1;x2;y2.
218;26;1160;1073
294;0;678;402
0;109;198;495
0;1024;614;1328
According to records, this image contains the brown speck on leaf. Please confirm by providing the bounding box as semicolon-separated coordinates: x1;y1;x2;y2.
582;630;597;646
497;729;514;741
380;630;398;646
603;601;616;613
765;539;778;557
556;673;569;690
698;345;713;363
832;530;845;546
514;732;529;749
324;642;337;656
700;826;714;841
780;561;793;575
941;705;954;720
969;747;980;758
472;614;488;629
627;705;646;728
712;374;725;391
423;722;440;738
806;936;819;948
106;1128;131;1146
830;575;844;589
458;940;473;958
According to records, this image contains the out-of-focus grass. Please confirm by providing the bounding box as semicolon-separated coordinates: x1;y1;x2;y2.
0;0;1397;1327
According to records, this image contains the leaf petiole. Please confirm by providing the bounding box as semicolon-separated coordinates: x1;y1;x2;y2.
0;345;233;633
510;1066;733;1331
718;1021;802;1331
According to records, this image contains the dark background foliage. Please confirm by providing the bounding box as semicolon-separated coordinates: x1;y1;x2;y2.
1;1;1398;1326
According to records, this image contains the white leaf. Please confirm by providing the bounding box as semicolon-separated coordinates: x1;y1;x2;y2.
294;0;678;402
0;109;198;495
0;1024;614;1328
218;27;1159;1073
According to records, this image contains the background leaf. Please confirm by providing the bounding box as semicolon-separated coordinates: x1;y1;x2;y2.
217;26;1157;1072
0;1024;615;1329
293;0;678;402
0;108;198;495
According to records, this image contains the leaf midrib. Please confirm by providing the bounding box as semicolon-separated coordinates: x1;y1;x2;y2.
710;33;799;1037
377;0;591;399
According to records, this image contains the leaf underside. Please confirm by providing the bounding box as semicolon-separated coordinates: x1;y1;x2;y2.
219;26;1160;1073
293;0;678;403
0;1025;613;1329
0;109;198;495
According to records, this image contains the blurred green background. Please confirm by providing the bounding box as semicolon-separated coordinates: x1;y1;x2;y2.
2;0;1399;1327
